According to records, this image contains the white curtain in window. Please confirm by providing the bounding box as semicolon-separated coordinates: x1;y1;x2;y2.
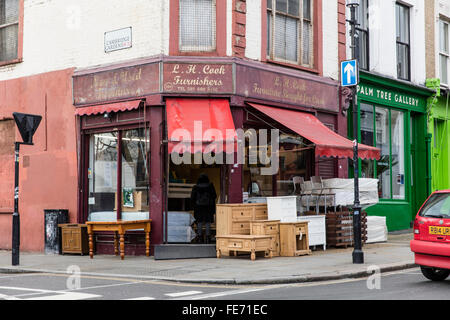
179;0;216;52
274;14;298;63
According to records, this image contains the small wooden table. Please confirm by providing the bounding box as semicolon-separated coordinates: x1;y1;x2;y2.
216;235;273;261
86;220;152;260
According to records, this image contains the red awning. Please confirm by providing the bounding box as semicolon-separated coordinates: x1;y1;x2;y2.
166;98;236;154
75;100;142;116
248;103;381;160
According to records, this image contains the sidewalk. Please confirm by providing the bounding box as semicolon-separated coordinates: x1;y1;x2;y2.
0;233;416;285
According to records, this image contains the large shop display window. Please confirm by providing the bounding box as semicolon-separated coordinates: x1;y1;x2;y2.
87;128;150;222
360;103;405;200
243;129;312;199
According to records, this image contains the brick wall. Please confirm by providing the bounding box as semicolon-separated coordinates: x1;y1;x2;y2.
425;0;436;79
233;0;247;58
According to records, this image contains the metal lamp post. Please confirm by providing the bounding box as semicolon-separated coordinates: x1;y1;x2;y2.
346;0;364;264
11;112;42;266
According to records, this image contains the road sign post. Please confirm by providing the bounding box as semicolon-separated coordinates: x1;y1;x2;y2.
11;112;42;266
345;0;364;265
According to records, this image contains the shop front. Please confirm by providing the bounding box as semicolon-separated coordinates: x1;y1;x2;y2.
353;71;434;231
426;80;450;192
72;56;375;257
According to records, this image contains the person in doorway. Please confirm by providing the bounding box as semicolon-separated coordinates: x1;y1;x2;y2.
190;173;217;244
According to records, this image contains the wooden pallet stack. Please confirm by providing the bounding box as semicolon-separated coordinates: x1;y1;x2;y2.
326;210;367;248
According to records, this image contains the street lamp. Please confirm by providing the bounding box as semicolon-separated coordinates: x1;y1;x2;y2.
11;112;42;266
346;0;364;264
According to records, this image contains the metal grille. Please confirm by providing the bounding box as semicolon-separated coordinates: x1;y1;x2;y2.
0;0;19;62
179;0;216;52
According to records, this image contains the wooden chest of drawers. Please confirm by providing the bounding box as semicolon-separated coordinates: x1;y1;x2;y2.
279;222;312;257
216;235;273;261
216;204;268;236
59;224;89;255
250;220;281;257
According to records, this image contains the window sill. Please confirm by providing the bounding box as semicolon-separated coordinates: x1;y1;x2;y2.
172;50;223;57
266;59;318;74
0;58;23;68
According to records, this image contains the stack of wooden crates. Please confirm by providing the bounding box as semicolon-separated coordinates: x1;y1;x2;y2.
216;203;311;260
326;210;368;248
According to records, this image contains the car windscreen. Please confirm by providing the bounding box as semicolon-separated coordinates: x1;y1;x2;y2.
419;193;450;218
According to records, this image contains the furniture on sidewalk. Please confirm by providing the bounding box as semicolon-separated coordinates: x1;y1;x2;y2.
215;235;273;261
86;220;151;260
250;220;281;257
58;224;89;255
216;203;268;236
297;215;326;250
279;222;312;257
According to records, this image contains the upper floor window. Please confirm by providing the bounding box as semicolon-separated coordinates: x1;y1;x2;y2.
439;19;449;86
356;0;369;71
396;3;410;81
179;0;216;52
0;0;19;63
266;0;314;68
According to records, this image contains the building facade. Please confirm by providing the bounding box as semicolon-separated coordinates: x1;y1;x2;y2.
0;0;381;254
425;0;450;193
347;0;434;231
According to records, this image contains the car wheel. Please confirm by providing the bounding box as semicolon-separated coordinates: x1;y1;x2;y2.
420;266;450;281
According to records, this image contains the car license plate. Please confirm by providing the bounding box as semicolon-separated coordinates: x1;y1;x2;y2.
429;226;450;236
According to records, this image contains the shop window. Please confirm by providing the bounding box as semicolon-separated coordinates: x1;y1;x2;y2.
266;0;314;68
356;0;369;71
361;104;406;200
243;129;312;199
87;128;150;222
179;0;216;52
439;19;449;86
396;3;410;81
0;0;21;64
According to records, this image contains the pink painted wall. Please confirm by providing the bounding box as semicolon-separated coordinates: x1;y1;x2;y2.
0;68;78;252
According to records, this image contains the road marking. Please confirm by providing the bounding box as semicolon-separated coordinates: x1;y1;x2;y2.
25;292;101;300
165;290;203;297
178;287;270;300
123;297;156;300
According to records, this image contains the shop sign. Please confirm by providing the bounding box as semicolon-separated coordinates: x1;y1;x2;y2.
357;83;424;109
104;27;132;53
163;63;234;94
73;63;159;105
236;64;339;113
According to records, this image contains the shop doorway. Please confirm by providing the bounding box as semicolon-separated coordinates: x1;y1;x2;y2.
167;156;228;244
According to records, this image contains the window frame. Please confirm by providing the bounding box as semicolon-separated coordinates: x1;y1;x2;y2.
356;0;369;71
169;0;226;57
439;19;449;86
0;0;23;67
395;2;411;81
263;0;321;74
359;102;408;201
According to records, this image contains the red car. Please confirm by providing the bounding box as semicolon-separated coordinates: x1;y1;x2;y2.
410;190;450;281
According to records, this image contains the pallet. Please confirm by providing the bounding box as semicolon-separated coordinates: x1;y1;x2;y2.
326;210;368;248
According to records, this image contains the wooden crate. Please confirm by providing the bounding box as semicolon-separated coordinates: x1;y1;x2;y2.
59;224;89;255
326;211;368;248
216;203;268;236
250;220;281;257
279;222;312;257
216;235;273;261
